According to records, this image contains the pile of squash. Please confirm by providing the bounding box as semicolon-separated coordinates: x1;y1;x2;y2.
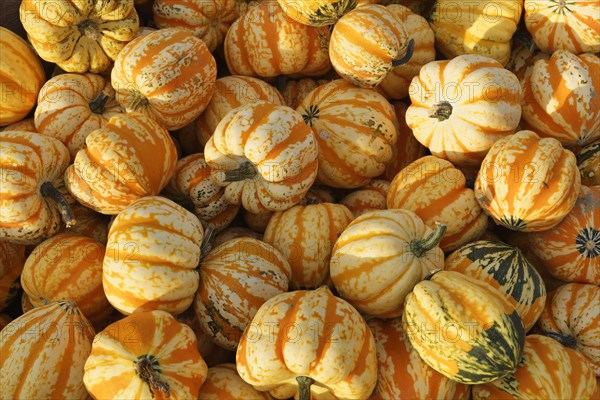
1;0;599;398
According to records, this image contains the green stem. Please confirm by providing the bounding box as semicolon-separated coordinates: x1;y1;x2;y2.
89;92;109;114
296;376;315;400
392;38;415;67
429;101;453;121
223;162;256;182
40;182;76;228
410;223;446;257
129;90;150;112
135;355;170;399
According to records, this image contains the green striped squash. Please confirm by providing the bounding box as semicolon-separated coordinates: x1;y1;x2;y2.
576;140;599;186
403;270;526;384
445;240;547;332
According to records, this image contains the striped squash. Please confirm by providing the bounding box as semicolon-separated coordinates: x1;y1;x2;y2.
298;79;398;188
19;0;139;73
84;310;208;399
0;241;26;310
521;50;600;147
195;237;291;350
278;0;358;25
282;78;330;111
103;196;204;315
406;55;522;166
505;33;548;81
368;318;471;400
577;141;600;186
199;364;272;400
1;131;74;244
524;0;600;54
330;209;445;317
537;283;600;376
153;0;241;51
529;185;599;285
445;240;547;331
329;4;412;88
204;102;318;214
263;203;354;289
340;179;389;217
474;130;581;232
20;233;111;326
236;286;378;400
0;27;45;126
2;118;38;133
0;300;95;399
34;73;124;158
224;0;331;78
387;156;489;252
63;203;111;244
64;112;178;215
112;28;217;130
403;270;526;384
164;153;240;233
472;334;598;399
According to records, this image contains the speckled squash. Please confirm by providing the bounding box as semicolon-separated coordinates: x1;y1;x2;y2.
406;55;522;166
103;196;204;315
330;209;445;317
445;240;547;331
298;79;397;188
263;203;354;289
0;300;95;399
111;27;217;130
236;286;378;400
35;73;124;158
200;363;273;400
341;179;389;217
204;101;318;214
505;33;548;80
521;50;600;147
475;130;581;232
19;0;139;73
472;334;597;399
64;112;178;215
282;78;329;110
63;203;111;244
84;310;208;399
278;0;358;26
225;0;331;78
537;283;600;376
403;270;526;384
387;156;489;252
577;141;600;186
0;241;26;310
368;318;471;400
195;237;291;350
0;27;45;126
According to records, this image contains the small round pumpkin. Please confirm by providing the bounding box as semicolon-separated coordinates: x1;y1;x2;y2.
277;0;358;26
0;241;26;311
577;141;600;186
199;363;272;400
340;179;389;217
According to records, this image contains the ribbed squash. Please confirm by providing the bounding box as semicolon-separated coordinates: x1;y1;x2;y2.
429;0;523;65
472;334;597;399
282;78;330;110
406;55;522;166
298;79;397;188
340;179;389;217
64;112;178;215
236;286;378;400
387;156;489;252
0;300;95;399
200;364;272;400
204;101;318;214
263;203;354;289
475;130;581;232
103;196;204;315
529;185;599;285
445;240;547;332
368;318;471;400
524;0;600;54
34;73;124;158
330;209;445;317
577;141;600;186
0;27;45;126
403;270;526;384
0;241;26;310
278;0;358;25
537;283;600;376
63;203;111;244
84;310;208;399
19;0;139;73
112;27;217;130
195;237;291;350
505;33;547;80
225;0;331;78
2;118;38;133
521;50;600;147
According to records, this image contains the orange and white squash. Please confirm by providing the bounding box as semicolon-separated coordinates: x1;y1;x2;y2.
112;27;217;130
1;118;38;133
0;241;26;310
214;226;263;247
199;363;272;400
84;310;208;399
475;130;581;232
278;0;358;26
0;300;95;399
64;112;178;215
298;79;398;188
204;101;318;214
577;141;600;186
340;179;389;217
406;54;522;166
281;78;329;110
236;286;378;400
505;33;547;80
330;209;445;317
103;196;205;315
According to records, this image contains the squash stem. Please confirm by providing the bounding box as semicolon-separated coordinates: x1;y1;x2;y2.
223;162;256;182
296;376;314;400
429;101;453;121
129;90;150;112
541;331;577;349
89;92;110;115
135;355;170;398
40;182;76;228
392;38;415;67
200;224;216;262
410;223;446;257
